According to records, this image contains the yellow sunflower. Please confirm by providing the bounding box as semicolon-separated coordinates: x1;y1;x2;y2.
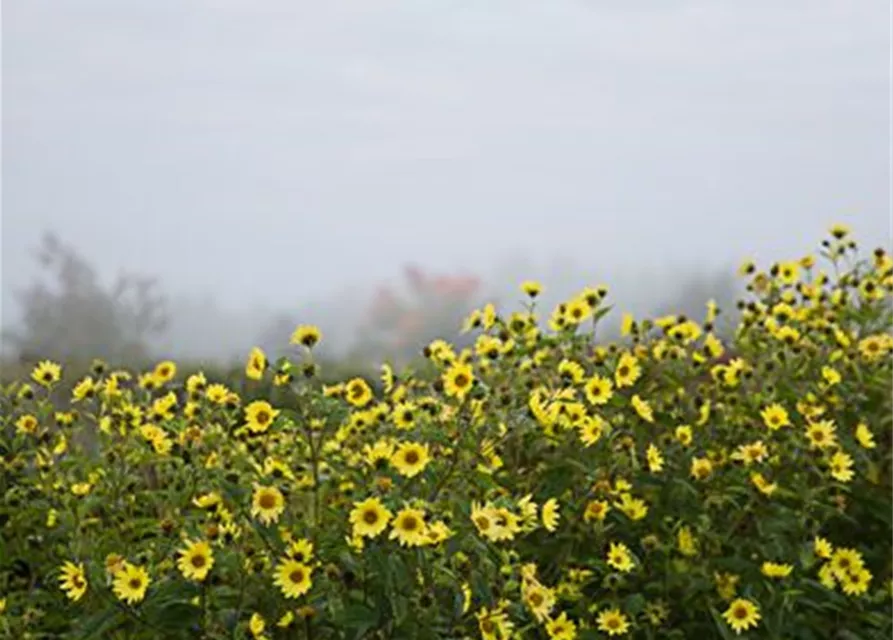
71;376;96;402
558;359;585;384
251;485;285;525
245;400;280;434
363;440;395;469
113;563;151;605
349;497;392;538
290;324;322;348
15;414;38;435
677;525;697;557
675;425;693;446
607;541;634;573
545;611;577;639
521;280;542;297
760;403;790;430
389;508;429;547
443;362;474;399
858;334;893;361
565;298;591;325
615;493;649;521
814;536;834;559
286;538;314;564
391;402;416;430
722;598;760;635
750;472;778;496
58;561;88;602
471;501;497;538
152;360;177;385
829;451;854;483
344;378;373;408
522;581;555;623
249;612;266;637
584;375;613;405
596;608;630;636
761;562;793;579
425;520;454;545
274;558;313;599
830;548;864;579
541;498;560;532
614;353;641;388
487;507;522;542
646;443;664;473
690;457;713;481
578;415;605;447
840;568;872;596
391;442;431;478
245;347;267;380
583;499;610;523
631;394;654;423
477;605;514;640
205;383;229;404
177;539;214;582
31;360;62;387
855;423;876;449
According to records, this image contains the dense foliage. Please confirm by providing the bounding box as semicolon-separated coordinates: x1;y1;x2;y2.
1;225;891;639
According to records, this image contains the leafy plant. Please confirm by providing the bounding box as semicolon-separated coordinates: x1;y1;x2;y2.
1;225;891;639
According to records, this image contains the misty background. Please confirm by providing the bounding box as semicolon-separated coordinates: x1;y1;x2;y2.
1;1;890;369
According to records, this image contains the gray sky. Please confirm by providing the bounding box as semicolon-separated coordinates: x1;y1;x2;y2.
1;0;890;359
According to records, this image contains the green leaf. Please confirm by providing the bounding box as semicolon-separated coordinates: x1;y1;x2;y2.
70;606;126;639
624;593;646;615
340;602;379;639
708;606;737;640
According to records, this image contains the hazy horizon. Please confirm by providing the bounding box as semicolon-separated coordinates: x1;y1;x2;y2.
2;0;890;363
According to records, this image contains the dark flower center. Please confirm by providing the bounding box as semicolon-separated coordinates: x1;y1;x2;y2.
259;493;276;509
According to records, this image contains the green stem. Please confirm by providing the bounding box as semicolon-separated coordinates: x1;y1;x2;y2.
427;406;472;504
230;569;247;640
200;580;208;638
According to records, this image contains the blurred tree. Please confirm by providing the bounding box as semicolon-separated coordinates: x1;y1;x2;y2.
3;232;169;365
354;265;485;366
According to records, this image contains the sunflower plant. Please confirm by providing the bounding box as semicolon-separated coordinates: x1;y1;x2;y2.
1;225;891;639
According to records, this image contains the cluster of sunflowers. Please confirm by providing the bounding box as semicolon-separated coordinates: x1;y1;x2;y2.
1;224;891;639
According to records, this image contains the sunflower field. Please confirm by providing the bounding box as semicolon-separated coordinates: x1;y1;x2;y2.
1;225;891;639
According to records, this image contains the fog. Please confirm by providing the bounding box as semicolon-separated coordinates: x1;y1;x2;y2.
1;0;890;366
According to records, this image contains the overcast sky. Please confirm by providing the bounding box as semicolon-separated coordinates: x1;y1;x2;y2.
1;0;890;358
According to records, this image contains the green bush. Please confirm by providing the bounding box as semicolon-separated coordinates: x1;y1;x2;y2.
1;225;891;639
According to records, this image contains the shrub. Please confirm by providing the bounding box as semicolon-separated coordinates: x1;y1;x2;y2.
1;225;891;639
3;233;169;365
355;265;484;366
